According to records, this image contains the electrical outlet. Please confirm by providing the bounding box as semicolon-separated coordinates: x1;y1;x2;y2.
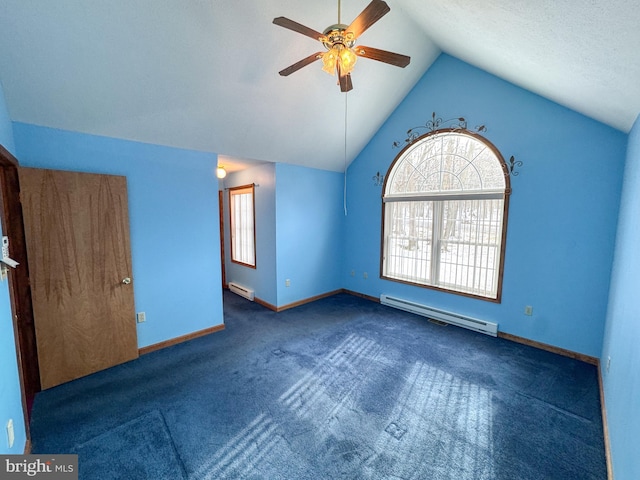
524;305;533;316
136;312;146;323
363;272;368;279
350;270;355;277
285;279;291;287
606;356;611;373
6;418;14;448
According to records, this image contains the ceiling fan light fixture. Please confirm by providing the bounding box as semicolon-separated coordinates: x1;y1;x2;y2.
339;47;357;74
322;48;338;75
322;45;357;76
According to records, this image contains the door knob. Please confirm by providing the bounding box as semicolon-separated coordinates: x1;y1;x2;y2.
122;277;131;285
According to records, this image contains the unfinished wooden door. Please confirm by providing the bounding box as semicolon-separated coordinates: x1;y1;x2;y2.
19;167;138;389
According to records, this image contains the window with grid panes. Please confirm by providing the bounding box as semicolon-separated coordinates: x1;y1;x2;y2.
229;184;256;268
381;129;510;301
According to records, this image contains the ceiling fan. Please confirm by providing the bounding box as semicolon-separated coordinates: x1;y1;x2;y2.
273;0;410;92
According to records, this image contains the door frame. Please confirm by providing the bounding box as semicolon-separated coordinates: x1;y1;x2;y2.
0;145;40;436
219;190;227;288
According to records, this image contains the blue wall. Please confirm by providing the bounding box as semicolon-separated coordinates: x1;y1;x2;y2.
344;54;627;357
275;163;345;306
601;114;640;480
0;80;27;454
0;86;14;155
13;123;223;348
222;163;345;308
223;163;278;306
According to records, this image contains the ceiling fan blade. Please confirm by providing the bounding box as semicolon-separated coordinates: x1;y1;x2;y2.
278;52;323;76
346;0;390;38
338;73;353;92
354;45;410;68
336;63;354;92
339;74;353;92
273;17;325;42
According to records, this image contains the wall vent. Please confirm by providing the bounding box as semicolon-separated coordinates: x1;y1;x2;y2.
229;282;254;301
380;294;498;337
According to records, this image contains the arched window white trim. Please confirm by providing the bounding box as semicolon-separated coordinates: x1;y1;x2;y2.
381;128;511;301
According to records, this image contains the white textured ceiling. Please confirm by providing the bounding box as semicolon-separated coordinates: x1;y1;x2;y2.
0;1;638;173
400;0;640;134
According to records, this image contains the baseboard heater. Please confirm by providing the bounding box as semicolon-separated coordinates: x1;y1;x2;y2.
229;282;254;301
380;294;498;337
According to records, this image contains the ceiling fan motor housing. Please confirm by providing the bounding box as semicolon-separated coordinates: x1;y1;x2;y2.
322;24;356;50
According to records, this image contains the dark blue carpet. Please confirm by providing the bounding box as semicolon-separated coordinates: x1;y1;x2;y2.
30;291;606;479
74;410;185;479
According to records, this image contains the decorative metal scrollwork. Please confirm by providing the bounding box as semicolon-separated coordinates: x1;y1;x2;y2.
393;112;487;149
509;156;523;176
392;112;522;176
372;171;384;186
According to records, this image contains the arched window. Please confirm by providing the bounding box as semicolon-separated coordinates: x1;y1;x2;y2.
381;128;511;301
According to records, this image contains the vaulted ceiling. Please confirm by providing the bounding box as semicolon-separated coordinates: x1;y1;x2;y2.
0;1;638;172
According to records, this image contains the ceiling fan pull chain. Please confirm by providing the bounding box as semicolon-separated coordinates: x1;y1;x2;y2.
338;0;341;24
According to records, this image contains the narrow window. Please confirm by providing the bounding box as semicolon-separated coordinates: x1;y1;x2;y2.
381;129;510;301
229;184;256;268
